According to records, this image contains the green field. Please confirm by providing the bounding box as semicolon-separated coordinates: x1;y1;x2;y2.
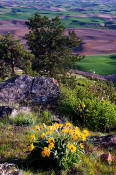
1;0;116;29
76;54;116;75
62;16;105;28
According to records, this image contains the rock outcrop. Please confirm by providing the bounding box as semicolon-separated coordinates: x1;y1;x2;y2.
0;163;22;175
0;75;60;105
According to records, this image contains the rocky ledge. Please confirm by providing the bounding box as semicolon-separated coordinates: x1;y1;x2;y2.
0;75;60;105
0;163;22;175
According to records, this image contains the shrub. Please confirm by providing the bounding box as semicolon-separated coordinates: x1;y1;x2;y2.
10;112;35;126
28;122;89;169
81;98;116;131
58;84;116;131
37;109;54;124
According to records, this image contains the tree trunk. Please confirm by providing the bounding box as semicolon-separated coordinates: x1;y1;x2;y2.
11;58;15;76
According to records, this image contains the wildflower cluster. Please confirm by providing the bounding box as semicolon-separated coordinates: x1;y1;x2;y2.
28;122;89;169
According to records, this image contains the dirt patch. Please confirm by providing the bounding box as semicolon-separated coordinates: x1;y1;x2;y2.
68;28;116;55
0;20;116;55
0;20;28;46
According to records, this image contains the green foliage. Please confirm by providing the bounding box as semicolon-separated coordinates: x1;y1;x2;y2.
82;98;116;131
10;112;35;126
25;14;82;77
58;79;116;131
0;32;33;78
28;122;88;169
0;77;3;81
37;108;54;124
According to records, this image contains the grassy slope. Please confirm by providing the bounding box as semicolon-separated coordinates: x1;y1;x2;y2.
76;54;116;75
0;76;116;175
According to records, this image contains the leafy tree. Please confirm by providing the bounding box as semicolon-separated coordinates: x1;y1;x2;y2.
0;33;33;78
25;14;83;77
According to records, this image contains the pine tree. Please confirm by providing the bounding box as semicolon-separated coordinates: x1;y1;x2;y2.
0;33;33;78
25;14;82;77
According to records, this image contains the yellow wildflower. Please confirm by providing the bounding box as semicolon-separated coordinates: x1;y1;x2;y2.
53;123;60;129
48;137;54;144
83;129;89;137
41;150;46;157
62;127;69;133
75;126;80;132
41;147;50;157
69;129;74;135
67;144;76;153
82;134;86;141
29;143;34;151
67;143;70;149
59;123;63;128
34;126;40;132
41;133;45;138
30;134;35;141
80;143;84;149
43;147;48;151
75;130;81;138
72;134;78;141
40;123;46;130
45;131;51;135
82;104;86;108
48;143;55;150
48;126;53;131
51;126;56;132
65;122;72;128
70;144;76;153
80;109;83;112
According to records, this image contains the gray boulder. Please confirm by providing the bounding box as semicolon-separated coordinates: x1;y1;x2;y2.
0;162;23;175
0;75;60;105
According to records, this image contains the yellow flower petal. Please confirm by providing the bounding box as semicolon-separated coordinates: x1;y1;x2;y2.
80;143;84;149
30;134;35;141
34;126;40;131
29;143;34;151
41;133;45;138
48;137;54;144
48;143;55;150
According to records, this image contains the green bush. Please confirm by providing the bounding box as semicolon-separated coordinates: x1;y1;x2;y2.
58;84;116;131
37;108;54;124
10;112;35;126
81;98;116;131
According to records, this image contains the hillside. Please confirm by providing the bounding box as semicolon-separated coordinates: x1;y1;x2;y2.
0;2;116;174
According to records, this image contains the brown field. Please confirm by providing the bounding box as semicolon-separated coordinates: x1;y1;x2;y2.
70;28;116;55
0;20;28;46
0;20;116;55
